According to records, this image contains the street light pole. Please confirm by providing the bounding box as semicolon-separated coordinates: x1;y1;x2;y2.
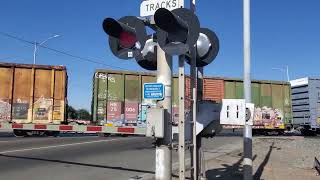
286;65;290;82
33;34;60;64
271;66;290;82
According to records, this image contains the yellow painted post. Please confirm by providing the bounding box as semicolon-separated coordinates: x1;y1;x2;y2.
50;69;55;123
28;68;35;123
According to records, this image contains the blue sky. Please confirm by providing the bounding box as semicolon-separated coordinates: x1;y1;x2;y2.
0;0;319;110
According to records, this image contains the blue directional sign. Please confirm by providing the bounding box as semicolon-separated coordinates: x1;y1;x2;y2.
143;83;165;100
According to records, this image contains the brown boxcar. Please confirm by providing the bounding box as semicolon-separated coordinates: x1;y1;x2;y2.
0;62;67;124
92;69;292;131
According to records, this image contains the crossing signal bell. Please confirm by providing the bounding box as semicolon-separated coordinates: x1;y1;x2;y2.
154;8;200;55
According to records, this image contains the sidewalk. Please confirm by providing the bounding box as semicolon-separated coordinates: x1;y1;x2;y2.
176;136;319;180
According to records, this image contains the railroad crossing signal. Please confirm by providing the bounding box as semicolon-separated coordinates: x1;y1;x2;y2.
186;28;220;67
102;16;147;59
154;8;200;55
102;5;221;180
102;8;219;68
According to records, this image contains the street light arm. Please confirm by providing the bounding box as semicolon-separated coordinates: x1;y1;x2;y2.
271;66;290;82
33;34;60;64
271;67;285;72
38;35;60;46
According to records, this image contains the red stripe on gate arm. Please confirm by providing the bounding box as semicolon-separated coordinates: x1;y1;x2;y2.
59;125;73;131
35;124;47;129
12;124;23;129
118;127;134;134
0;124;2;128
87;126;102;132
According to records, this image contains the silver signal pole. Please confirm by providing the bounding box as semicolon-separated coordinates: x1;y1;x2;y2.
190;1;202;180
243;0;253;180
156;45;173;180
178;55;186;180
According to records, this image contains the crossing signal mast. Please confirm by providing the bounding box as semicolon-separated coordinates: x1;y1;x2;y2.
102;3;220;180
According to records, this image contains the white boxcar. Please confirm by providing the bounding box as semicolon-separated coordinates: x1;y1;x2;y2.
290;77;320;135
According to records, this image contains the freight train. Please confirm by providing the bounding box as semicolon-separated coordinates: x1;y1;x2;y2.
92;69;292;135
290;78;320;135
1;62;319;136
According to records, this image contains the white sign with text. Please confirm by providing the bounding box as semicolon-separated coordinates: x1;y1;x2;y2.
140;0;184;17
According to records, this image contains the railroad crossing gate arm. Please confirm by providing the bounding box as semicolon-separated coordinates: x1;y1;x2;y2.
0;122;146;135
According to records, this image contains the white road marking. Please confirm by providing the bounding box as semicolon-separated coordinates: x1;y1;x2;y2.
0;141;16;143
0;137;138;154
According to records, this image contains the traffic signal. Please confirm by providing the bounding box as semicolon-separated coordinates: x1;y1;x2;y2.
186;28;220;67
154;8;200;55
102;16;147;59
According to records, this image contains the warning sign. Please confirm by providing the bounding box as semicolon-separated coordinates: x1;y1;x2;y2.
140;0;184;17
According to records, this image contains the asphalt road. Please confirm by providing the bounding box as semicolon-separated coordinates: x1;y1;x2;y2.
0;130;242;180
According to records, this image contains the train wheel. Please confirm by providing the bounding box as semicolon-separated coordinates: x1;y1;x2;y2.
278;130;285;135
301;128;316;136
13;129;27;137
46;131;60;137
25;131;46;137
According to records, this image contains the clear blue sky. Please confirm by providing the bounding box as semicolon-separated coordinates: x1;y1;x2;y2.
0;0;319;110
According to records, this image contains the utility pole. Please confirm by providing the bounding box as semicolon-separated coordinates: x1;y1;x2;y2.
243;0;252;180
156;45;173;180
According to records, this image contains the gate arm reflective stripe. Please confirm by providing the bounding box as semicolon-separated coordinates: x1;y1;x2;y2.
0;122;146;135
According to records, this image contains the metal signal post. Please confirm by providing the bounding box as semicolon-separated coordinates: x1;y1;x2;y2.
178;55;186;180
103;3;220;179
156;45;173;180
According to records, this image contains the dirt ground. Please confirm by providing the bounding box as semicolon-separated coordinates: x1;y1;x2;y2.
204;136;320;180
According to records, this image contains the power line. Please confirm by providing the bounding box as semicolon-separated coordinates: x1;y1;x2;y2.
0;31;130;70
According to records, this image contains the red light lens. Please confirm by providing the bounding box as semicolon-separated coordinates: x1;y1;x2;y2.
119;31;137;49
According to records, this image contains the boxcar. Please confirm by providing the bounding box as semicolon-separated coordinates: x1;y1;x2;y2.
0;62;67;125
92;69;292;134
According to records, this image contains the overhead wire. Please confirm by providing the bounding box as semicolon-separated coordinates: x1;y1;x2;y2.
0;31;131;71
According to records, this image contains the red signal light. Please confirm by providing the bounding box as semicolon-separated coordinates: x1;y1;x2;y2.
119;31;137;49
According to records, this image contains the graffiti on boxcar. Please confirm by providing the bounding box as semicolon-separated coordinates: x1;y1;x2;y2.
52;102;63;120
98;94;107;99
254;106;284;127
0;100;11;121
33;97;53;120
16;98;28;104
107;92;119;101
95;73;115;83
125;102;139;124
12;102;29;119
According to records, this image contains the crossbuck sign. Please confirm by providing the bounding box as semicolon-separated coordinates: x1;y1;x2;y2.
140;0;184;17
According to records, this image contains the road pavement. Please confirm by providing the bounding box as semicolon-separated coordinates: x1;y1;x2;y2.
0;130;242;180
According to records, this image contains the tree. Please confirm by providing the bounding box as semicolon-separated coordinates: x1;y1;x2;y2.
77;109;91;120
67;105;78;119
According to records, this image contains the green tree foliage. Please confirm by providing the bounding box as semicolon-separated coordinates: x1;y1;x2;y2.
77;109;91;120
67;106;91;120
67;105;78;119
